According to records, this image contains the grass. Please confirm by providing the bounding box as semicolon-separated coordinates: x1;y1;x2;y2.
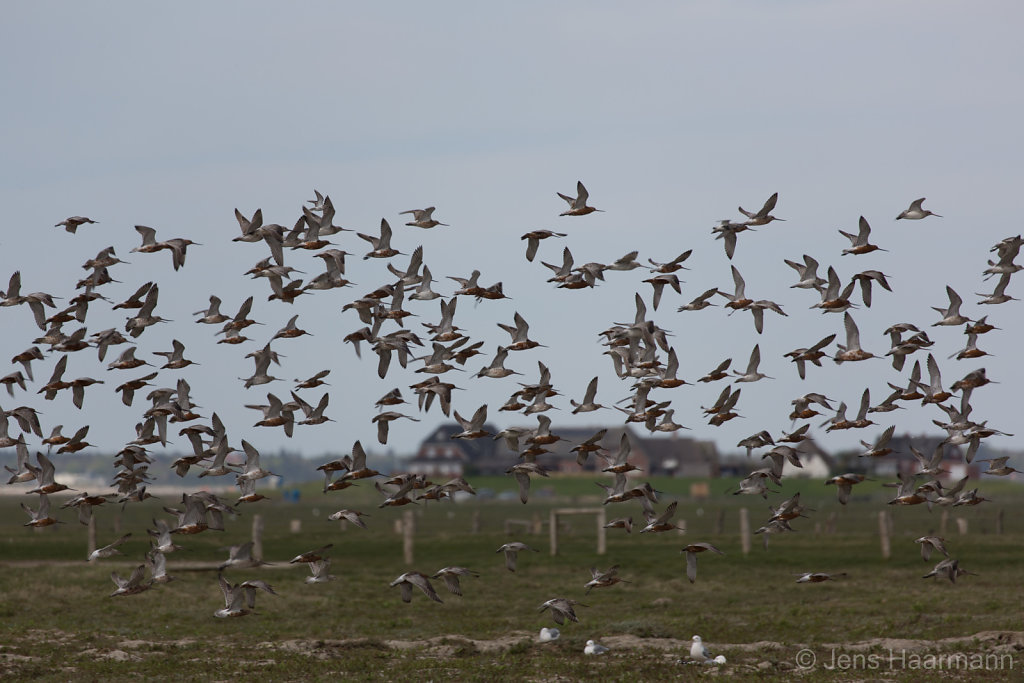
2;474;1023;681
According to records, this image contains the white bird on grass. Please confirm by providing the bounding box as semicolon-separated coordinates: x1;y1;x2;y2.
539;627;560;642
690;634;710;661
690;635;726;664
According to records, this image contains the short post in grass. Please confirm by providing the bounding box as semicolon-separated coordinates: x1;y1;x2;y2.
739;507;750;555
403;510;415;565
252;514;264;563
878;510;890;559
549;510;557;556
955;517;968;535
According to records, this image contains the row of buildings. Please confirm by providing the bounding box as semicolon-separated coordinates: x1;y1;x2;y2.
407;423;719;478
405;421;1003;481
1;425;1007;490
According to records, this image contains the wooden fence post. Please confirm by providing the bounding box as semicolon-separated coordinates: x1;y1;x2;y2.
879;510;891;559
252;514;264;562
739;508;750;556
403;510;415;565
549;510;558;556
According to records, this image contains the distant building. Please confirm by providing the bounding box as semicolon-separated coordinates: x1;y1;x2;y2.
883;434;980;480
781;438;834;479
406;422;718;478
406;422;509;477
719;438;835;479
824;433;984;482
634;432;719;478
511;425;648;474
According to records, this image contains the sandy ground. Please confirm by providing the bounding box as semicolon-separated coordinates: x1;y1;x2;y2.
5;629;1023;678
263;630;1024;656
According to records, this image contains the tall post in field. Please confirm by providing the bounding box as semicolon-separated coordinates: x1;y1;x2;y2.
252;514;264;562
878;510;891;559
739;507;750;555
549;510;558;556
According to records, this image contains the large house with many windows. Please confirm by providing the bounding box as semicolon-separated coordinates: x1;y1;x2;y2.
405;422;718;478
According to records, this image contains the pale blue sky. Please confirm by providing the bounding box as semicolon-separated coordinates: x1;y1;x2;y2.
1;2;1022;462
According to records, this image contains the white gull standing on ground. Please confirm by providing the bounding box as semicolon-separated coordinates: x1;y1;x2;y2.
689;635;726;665
539;627;559;642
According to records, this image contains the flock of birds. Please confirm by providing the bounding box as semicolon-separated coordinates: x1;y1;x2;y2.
2;182;1020;657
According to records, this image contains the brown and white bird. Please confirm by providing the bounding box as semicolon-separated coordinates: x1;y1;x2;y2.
896;198;941;220
738;192;783;226
400;207;448;229
825;473;867;505
110;565;153;597
215;575;277;617
390;571;443;603
55;216;99;233
680;542;724;583
496;541;537;572
915;536;949;561
289;544;334;564
639;501;684;534
840;216;885;256
584;565;629;594
557;181;602;216
539;597;587;625
795;572;847;583
431;567;479;597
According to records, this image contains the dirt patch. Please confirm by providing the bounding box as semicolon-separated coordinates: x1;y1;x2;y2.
385;632;534;654
79;648;139;662
259;630;1024;659
268;632;534;659
812;630;1024;655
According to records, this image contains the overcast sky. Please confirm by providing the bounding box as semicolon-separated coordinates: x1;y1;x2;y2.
2;2;1022;466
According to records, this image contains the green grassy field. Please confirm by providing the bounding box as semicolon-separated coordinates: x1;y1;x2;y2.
2;474;1022;681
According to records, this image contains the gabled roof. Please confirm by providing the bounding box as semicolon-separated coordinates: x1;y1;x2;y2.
418;422;500;462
